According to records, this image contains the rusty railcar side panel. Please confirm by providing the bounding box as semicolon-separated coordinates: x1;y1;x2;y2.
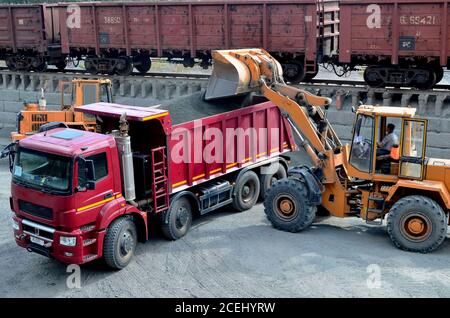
59;1;317;58
0;5;46;54
339;0;449;66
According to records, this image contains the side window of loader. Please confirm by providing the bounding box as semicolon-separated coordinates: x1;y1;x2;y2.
349;114;374;173
399;119;427;179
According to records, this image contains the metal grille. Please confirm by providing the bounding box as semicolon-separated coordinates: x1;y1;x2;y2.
19;200;53;220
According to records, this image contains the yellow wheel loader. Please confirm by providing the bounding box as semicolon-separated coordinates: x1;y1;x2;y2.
10;79;113;141
205;48;449;253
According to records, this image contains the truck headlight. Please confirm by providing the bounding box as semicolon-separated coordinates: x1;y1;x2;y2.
12;218;19;231
60;236;77;247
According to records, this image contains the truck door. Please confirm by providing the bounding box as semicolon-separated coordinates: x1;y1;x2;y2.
76;149;118;215
399;119;427;180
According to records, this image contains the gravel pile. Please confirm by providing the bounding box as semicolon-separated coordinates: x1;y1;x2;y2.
156;90;254;125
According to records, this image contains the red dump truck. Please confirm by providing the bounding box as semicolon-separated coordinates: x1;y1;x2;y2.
10;98;295;269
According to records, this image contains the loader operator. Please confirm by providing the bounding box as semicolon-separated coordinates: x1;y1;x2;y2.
377;123;398;157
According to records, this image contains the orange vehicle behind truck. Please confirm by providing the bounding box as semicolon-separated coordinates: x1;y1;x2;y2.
11;79;112;141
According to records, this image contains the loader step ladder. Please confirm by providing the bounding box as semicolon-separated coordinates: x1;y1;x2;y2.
365;196;386;225
151;147;169;213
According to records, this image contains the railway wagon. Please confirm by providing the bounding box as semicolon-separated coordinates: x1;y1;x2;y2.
339;0;449;89
0;4;65;72
57;0;328;82
10;98;295;268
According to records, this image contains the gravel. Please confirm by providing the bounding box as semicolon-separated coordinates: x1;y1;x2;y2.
156;90;254;125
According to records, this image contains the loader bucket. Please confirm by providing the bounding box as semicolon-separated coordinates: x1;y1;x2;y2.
204;50;255;100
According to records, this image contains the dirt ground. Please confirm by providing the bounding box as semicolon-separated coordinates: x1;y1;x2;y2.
0;156;449;298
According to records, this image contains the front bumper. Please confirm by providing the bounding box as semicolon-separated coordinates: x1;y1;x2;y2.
13;215;105;265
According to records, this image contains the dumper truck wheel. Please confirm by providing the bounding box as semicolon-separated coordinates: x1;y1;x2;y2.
387;195;447;253
232;170;260;211
161;196;193;240
259;164;287;200
103;217;138;270
264;178;316;232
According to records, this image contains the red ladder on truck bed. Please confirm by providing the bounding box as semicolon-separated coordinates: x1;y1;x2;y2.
151;147;169;213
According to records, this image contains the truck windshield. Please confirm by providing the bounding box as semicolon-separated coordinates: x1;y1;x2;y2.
12;148;72;194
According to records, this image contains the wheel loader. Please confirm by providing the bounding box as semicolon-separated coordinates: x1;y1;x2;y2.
10;79;113;141
205;48;449;253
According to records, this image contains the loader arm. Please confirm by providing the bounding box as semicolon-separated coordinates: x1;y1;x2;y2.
206;49;341;168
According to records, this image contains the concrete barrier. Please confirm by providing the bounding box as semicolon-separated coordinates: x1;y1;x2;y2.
0;70;449;158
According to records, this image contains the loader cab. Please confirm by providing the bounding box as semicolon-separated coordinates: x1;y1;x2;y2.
61;79;113;109
348;106;427;181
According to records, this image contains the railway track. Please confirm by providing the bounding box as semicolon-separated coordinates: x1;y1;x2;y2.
1;67;450;92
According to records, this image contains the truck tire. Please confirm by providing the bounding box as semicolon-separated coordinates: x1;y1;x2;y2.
232;170;260;211
387;195;447;253
161;196;193;240
264;178;316;232
259;164;287;200
103;217;138;270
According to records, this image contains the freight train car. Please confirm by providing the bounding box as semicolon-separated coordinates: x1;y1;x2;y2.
57;0;330;82
0;4;66;71
338;0;449;89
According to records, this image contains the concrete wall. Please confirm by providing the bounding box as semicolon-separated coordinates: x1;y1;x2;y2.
0;71;449;159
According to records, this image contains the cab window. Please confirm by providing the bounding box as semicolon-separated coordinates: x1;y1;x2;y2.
349;114;374;173
77;152;108;187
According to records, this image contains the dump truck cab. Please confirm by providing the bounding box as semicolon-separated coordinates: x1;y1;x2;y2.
10;128;134;264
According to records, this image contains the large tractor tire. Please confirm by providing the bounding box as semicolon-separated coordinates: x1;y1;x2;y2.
387;195;447;253
259;164;287;200
160;196;193;240
264;178;316;232
103;217;138;270
232;170;260;212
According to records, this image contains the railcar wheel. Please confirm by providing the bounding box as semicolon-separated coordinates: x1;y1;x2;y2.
435;67;444;83
135;56;151;74
85;59;97;74
282;60;305;83
264;178;316;232
232;170;260;212
160;196;193;240
364;66;385;87
103;217;138;270
116;57;134;76
387;195;447;253
414;69;436;90
55;60;67;71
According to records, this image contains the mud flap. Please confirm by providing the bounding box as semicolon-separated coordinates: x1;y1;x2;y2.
288;166;323;205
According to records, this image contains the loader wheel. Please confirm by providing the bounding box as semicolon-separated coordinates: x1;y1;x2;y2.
232;170;260;211
264;178;316;232
387;195;447;253
161;196;193;240
259;163;287;200
103;217;137;270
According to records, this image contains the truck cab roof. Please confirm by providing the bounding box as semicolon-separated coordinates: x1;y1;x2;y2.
18;128;115;157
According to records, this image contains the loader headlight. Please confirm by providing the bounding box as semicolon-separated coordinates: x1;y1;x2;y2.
59;236;77;247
